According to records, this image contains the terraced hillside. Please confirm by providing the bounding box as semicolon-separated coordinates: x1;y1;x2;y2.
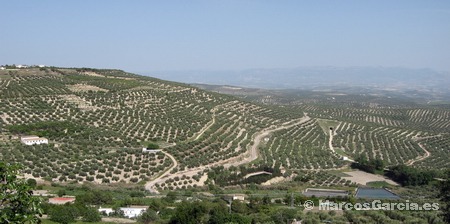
0;67;307;189
1;67;449;192
199;85;450;171
291;104;450;169
260;118;344;170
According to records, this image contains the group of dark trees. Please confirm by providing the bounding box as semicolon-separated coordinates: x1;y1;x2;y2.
207;165;282;187
75;190;114;205
6;120;122;144
351;156;437;187
7;121;84;138
168;200;256;224
351;155;385;174
146;142;160;149
387;165;436;186
168;196;344;224
44;203;101;224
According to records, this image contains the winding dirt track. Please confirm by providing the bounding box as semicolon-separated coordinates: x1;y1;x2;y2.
406;143;431;166
328;126;356;163
192;107;218;141
225;115;311;168
145;151;178;194
145;115;311;193
405;134;438;166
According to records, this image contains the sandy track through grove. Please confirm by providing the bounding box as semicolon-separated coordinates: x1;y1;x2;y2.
192;107;217;141
329;129;336;153
145;151;178;194
328;125;356;163
145;114;311;193
406;143;431;166
226;115;311;168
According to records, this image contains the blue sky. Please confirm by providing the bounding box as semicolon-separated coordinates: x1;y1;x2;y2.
1;1;450;71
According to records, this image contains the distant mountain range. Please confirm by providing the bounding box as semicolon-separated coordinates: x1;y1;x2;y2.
142;66;450;90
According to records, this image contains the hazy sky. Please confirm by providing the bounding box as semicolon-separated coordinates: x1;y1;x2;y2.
1;1;450;71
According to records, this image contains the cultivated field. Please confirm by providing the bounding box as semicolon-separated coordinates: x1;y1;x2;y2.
1;67;449;191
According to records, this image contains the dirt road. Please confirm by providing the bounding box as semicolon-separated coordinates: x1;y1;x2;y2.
145;115;311;193
192;107;218;141
145;151;178;193
406;143;431;166
328;129;336;153
226;115;311;167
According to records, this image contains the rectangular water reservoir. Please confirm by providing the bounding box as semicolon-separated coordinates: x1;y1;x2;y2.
356;188;400;199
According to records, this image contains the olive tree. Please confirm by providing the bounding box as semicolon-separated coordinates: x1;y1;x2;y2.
0;162;43;223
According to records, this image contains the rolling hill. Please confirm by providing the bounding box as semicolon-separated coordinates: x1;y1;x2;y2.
0;66;449;192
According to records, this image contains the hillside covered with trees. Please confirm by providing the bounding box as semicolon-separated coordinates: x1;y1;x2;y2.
1;67;449;223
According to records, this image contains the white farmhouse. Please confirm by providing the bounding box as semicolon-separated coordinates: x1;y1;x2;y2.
0;66;5;70
120;206;149;218
21;136;48;145
232;194;246;201
224;194;246;201
142;148;161;153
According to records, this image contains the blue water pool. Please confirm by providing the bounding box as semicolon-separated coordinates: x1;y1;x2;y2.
356;188;400;199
